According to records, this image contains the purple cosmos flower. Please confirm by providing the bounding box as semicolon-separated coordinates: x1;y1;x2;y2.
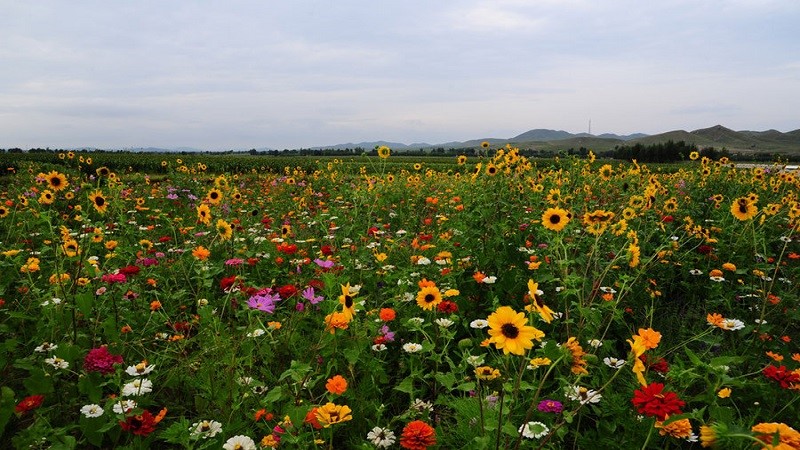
247;292;280;313
166;193;178;200
380;325;395;342
313;258;335;269
302;287;324;305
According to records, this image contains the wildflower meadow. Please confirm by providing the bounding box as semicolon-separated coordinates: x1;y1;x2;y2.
0;147;798;449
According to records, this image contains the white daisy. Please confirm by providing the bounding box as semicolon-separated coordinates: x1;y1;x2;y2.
80;404;104;418
519;421;549;439
121;378;153;396
603;357;626;369
366;426;396;448
112;399;137;414
44;356;69;369
402;343;423;353
222;435;256;450
190;419;223;439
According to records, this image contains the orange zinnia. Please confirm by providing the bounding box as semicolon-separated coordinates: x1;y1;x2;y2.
400;420;437;450
633;328;661;350
325;375;348;395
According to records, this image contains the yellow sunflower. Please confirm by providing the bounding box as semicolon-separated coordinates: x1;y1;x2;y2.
197;204;211;225
39;190;55;205
377;146;391;159
416;285;443;311
45;171;69;192
95;166;111;177
216;219;233;240
206;188;223;205
487;306;544;355
88;189;108;214
457;155;467;165
525;279;554;323
338;283;357;320
485;163;498;176
541;207;570;232
730;197;757;221
0;205;8;218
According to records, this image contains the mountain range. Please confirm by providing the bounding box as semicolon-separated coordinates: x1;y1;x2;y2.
314;125;800;154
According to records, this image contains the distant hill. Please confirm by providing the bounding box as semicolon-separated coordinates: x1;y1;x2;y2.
303;125;800;155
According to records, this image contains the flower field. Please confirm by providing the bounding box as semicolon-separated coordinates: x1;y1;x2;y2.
1;148;799;449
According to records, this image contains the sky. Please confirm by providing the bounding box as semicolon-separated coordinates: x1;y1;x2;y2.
2;1;799;150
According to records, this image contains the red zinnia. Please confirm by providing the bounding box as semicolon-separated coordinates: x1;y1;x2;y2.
400;420;436;450
436;300;458;313
763;365;800;389
119;408;167;436
278;284;298;299
15;395;45;414
631;382;685;420
119;265;140;276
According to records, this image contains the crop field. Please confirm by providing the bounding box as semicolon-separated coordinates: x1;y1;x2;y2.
0;148;798;449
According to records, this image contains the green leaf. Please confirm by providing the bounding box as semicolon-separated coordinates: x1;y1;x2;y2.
0;386;15;439
23;367;54;394
264;386;283;404
78;374;103;403
501;421;519;437
75;292;94;316
684;347;703;367
435;372;456;391
456;381;476;392
394;376;414;394
343;347;360;365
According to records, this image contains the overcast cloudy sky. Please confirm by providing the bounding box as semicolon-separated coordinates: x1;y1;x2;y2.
2;1;798;150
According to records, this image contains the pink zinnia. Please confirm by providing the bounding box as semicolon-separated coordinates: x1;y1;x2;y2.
101;273;127;284
84;346;123;375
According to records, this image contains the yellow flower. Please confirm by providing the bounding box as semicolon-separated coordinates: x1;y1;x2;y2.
216;219;233;240
730;196;757;221
206;188;223;205
196;204;211;225
528;357;551;369
416;285;442;311
377;146;391;159
487;306;544;356
88;189;107;213
45;171;69;192
475;366;501;381
525;279;553;324
541;207;570;232
656;418;693;439
717;387;731;398
314;402;352;427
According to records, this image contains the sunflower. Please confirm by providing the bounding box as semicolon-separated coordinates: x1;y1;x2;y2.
0;205;8;218
484;163;498;176
196;204;211;225
481;141;490;149
45;171;69;192
487;306;544;355
545;189;561;205
541;207;570;232
525;279;554;323
457;155;467;165
416;285;443;311
62;240;79;257
413;163;422;171
730;197;757;221
689;151;699;160
338;283;357;320
206;188;223;205
39;190;55;205
598;164;613;180
231;191;242;202
88;189;107;213
281;224;292;238
663;197;678;213
377;146;391;159
216;219;233;240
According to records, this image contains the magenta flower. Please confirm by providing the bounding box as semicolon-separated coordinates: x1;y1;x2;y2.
101;273;127;284
302;287;324;305
84;346;123;375
537;399;563;413
247;292;280;313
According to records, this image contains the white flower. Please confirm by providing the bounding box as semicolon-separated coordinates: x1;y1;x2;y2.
125;361;155;377
34;342;58;353
121;378;153;396
435;318;454;328
482;276;497;284
567;386;602;404
416;256;431;265
222;435;257;450
402;343;423;353
402;292;415;302
779;236;792;243
599;286;617;294
367;426;396;448
44;356;69;369
689;269;703;276
466;355;485;367
519;421;549;439
410;398;434;413
80;404;104;418
372;344;387;352
112;399;137;414
470;319;489;329
588;339;603;348
190;420;223;439
247;328;266;337
407;317;425;326
603;357;626;369
710;276;725;282
720;318;745;331
237;376;254;386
